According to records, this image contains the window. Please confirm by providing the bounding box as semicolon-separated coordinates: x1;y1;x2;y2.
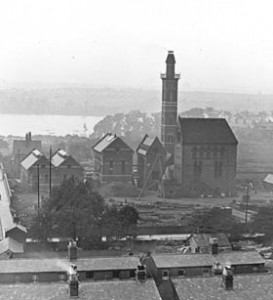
214;162;223;178
213;146;218;157
32;274;39;283
206;147;211;159
167;134;174;143
86;271;94;279
121;160;126;174
199;147;204;159
45;174;49;183
109;160;114;175
58;273;66;282
178;269;185;276
162;270;169;280
41;164;45;169
194;161;202;177
192;147;197;159
67;164;71;169
220;146;225;158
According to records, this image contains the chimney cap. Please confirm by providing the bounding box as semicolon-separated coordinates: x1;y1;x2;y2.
166;51;176;64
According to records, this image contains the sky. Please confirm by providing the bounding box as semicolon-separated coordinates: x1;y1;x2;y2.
1;0;273;93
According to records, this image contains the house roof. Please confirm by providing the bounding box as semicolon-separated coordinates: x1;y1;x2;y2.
0;237;24;254
178;117;238;145
215;251;265;266
153;251;264;270
173;273;273;300
6;224;27;234
0;256;140;273
51;149;81;168
0;280;162;300
154;254;215;268
136;135;165;157
13;139;42;156
263;174;273;185
190;233;231;248
92;133;132;154
20;149;48;170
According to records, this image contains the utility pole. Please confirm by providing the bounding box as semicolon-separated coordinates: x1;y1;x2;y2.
245;184;250;224
49;146;52;201
37;164;40;215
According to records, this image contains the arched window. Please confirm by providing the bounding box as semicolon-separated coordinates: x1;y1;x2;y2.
167;134;174;143
200;146;205;159
213;146;218;157
220;146;225;158
206;147;211;159
192;147;197;159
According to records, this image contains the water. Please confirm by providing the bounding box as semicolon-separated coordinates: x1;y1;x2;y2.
0;114;103;137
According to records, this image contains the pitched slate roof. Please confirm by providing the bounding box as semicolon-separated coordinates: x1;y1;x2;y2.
136;135;165;156
13;134;42;157
92;133;132;153
191;233;231;248
20;149;48;170
51;149;81;168
178;117;238;145
0;256;140;273
263;174;273;185
0;280;162;300
153;251;264;270
216;251;265;266
173;274;273;300
153;254;215;268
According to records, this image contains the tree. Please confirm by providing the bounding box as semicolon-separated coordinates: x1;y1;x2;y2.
101;205;139;241
119;205;139;226
184;207;243;240
29;177;105;245
251;206;273;244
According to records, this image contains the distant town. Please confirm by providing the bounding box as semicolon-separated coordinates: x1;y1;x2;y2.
1;51;273;299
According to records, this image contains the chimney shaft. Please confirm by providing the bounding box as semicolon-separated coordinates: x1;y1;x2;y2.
68;264;79;297
135;265;146;283
222;266;233;290
210;237;219;255
68;240;77;261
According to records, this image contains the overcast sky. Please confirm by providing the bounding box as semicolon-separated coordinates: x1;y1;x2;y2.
1;0;273;93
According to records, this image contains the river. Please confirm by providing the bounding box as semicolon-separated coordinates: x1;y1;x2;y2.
0;114;103;137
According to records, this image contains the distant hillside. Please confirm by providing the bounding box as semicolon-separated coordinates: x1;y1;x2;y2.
0;87;272;116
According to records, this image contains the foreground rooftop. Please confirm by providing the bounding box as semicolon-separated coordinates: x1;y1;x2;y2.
0;279;161;300
173;273;273;300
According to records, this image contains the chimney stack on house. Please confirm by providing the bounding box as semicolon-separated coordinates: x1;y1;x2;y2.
210;237;219;255
222;265;233;290
68;239;77;261
135;264;147;283
68;264;79;297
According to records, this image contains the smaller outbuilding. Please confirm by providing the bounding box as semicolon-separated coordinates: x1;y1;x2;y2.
188;233;232;254
136;135;166;190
